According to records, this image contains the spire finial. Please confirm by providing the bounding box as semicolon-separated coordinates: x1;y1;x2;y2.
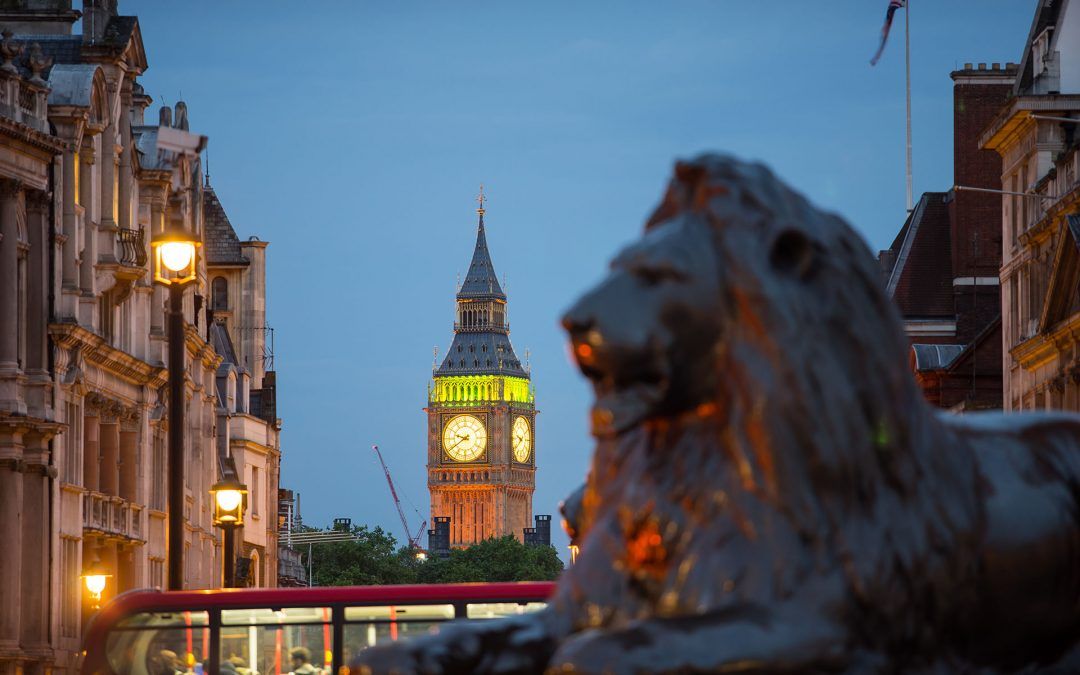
476;184;487;217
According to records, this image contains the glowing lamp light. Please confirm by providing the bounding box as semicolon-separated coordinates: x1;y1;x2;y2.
151;229;200;286
159;241;195;272
415;550;428;562
82;556;112;609
210;479;247;527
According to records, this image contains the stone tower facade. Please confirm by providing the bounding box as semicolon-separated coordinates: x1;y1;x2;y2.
427;197;536;547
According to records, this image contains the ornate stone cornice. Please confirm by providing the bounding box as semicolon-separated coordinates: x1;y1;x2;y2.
50;321;167;388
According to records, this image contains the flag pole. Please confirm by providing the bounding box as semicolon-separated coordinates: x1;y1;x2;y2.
905;0;913;213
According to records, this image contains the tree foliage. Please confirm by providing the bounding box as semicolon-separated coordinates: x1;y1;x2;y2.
417;536;563;584
303;526;563;586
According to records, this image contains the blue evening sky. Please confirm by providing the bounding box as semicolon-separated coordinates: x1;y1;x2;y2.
123;1;1034;555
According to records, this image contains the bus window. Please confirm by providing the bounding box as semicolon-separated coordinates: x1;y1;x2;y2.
220;607;332;675
465;602;547;619
342;604;453;660
106;611;210;675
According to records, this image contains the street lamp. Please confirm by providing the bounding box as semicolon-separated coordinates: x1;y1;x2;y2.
211;475;247;588
81;553;112;609
151;227;201;591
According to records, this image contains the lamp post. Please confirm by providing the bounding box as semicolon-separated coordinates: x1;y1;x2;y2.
151;229;200;591
211;476;247;588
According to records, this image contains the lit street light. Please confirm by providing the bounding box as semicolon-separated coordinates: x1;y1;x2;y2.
151;227;201;591
211;459;247;588
81;552;112;609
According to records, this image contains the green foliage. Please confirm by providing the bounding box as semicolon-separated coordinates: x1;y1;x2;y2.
417;535;563;584
303;526;563;586
306;525;421;586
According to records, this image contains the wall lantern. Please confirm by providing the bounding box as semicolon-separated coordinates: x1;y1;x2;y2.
82;554;112;609
211;478;248;527
151;228;201;286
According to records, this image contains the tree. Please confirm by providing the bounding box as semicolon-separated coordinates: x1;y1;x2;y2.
305;525;421;586
417;536;563;584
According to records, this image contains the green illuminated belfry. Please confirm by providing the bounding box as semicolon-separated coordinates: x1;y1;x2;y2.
426;189;537;549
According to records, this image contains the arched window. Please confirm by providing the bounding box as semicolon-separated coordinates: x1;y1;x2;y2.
211;276;228;310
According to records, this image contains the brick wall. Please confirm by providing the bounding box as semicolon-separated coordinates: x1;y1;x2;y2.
950;64;1016;279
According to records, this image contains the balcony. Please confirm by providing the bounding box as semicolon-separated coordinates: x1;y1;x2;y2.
83;491;145;542
117;227;148;268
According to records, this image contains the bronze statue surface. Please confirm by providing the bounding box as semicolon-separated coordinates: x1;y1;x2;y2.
355;155;1080;674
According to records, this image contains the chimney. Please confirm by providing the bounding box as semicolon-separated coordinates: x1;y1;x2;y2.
82;0;117;43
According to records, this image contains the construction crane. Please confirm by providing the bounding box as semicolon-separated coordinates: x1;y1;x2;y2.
371;444;427;551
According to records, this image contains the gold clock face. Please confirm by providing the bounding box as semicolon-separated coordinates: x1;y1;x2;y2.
512;416;531;463
442;414;487;462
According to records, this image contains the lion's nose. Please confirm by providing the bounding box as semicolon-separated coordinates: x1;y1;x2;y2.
561;307;594;336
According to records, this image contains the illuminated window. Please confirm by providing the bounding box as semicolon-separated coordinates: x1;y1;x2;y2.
211;277;228;310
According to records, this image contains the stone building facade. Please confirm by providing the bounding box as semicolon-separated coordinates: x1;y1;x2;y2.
426;199;536;548
0;3;281;673
982;0;1080;413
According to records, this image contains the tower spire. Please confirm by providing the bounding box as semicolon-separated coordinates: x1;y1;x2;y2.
476;183;487;217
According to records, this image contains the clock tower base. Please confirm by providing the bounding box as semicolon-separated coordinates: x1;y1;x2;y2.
429;482;534;547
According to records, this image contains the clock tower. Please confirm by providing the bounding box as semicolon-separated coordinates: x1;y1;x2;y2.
426;190;536;547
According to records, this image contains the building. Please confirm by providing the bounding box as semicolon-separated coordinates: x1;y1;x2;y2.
879;62;1016;410
205;185;281;587
276;488;307;586
426;195;536;547
0;2;281;672
981;0;1080;412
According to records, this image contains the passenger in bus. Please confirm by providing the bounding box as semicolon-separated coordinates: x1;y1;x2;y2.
287;647;320;675
153;649;184;675
221;656;249;675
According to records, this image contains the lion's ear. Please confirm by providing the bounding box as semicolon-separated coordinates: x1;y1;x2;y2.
769;228;820;280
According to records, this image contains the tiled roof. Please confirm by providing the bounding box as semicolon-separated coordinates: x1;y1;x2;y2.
101;16;137;47
458;213;505;299
436;331;528;378
203;186;248;266
885;192;954;318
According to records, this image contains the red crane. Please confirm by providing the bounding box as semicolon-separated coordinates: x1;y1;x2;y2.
371;444;427;550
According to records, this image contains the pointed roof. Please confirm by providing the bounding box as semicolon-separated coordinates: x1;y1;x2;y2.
457;211;505;299
203;186;249;267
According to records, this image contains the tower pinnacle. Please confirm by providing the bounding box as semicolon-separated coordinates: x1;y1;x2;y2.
476;184;487;216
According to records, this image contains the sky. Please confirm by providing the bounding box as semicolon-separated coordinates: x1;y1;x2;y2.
122;1;1036;557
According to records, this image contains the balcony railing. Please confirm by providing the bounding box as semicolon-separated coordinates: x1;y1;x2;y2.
83;491;145;542
117;227;148;267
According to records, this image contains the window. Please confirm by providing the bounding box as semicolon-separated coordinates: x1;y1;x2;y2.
150;434;165;511
211;277;228;310
63;402;82;485
148;558;164;590
466;602;547;619
60;539;80;638
343;604;453;652
251;466;260;517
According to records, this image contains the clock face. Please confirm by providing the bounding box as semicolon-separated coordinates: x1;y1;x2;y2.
442;415;487;462
512;416;531;463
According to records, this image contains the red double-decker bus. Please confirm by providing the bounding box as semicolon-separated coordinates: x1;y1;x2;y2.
82;582;555;675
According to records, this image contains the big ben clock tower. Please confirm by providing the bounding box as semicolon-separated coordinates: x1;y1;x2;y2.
426;189;536;547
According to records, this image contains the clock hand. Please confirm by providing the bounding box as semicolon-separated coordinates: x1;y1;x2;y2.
447;437;467;451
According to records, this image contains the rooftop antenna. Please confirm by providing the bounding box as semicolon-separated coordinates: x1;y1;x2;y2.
204;147;210;186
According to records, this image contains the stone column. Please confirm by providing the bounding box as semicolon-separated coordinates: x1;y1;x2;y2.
20;429;54;656
149;198;166;336
78;140;97;298
0;429;25;652
98;417;119;496
119;424;137;501
0;179;24;415
24;192;50;419
82;412;99;492
61;147;79;303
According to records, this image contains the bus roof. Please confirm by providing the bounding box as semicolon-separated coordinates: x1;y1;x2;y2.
83;581;556;649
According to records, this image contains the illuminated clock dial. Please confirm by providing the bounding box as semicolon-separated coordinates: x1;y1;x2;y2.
512;416;531;463
442;415;487;462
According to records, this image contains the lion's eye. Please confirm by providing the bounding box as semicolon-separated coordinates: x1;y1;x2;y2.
632;265;685;286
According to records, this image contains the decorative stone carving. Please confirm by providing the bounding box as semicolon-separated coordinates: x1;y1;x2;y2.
353;155;1080;674
0;30;22;76
27;43;51;87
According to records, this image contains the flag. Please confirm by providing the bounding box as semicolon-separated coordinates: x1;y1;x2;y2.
870;0;906;66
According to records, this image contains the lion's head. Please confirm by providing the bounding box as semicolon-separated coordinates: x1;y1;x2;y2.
557;154;965;622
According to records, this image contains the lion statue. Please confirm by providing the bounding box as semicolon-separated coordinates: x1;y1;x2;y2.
355;155;1080;674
